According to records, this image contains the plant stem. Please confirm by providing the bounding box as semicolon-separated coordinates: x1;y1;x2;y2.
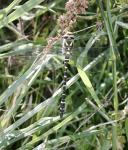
97;0;118;149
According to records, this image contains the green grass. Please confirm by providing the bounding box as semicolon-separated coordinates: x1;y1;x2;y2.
0;0;128;149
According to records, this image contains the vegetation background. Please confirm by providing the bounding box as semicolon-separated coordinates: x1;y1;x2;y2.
0;0;128;149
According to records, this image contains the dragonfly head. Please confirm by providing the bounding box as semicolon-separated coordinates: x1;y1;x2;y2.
62;32;74;49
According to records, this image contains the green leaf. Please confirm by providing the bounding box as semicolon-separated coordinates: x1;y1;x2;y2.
125;119;128;141
116;21;128;29
0;0;45;29
77;67;101;107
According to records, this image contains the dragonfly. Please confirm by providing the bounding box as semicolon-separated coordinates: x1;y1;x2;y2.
59;32;74;118
0;25;119;118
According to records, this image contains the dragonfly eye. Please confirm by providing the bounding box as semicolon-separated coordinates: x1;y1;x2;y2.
62;32;74;41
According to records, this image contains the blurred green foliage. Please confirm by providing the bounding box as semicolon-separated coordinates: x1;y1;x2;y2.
0;0;128;149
